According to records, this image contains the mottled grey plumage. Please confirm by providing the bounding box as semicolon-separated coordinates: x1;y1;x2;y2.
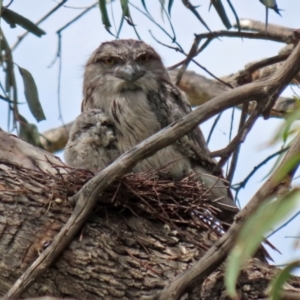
80;39;236;210
64;109;119;172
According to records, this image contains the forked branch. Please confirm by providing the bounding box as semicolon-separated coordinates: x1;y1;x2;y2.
4;40;300;300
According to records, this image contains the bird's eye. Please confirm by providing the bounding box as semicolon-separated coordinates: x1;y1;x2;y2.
102;57;116;65
137;54;150;64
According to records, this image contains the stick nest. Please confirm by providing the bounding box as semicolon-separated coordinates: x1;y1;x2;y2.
1;161;235;239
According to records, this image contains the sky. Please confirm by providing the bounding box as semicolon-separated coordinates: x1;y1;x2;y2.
1;0;300;271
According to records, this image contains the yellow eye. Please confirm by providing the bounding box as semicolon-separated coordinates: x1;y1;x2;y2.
137;54;149;64
102;57;115;65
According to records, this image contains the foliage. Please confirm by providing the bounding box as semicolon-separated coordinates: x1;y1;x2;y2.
0;1;300;299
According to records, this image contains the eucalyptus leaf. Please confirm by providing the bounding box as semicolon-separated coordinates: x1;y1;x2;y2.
225;190;300;297
120;0;130;17
269;261;300;300
210;0;232;29
259;0;282;15
18;66;46;122
98;0;111;28
1;9;45;37
168;0;174;15
271;103;300;144
140;0;150;13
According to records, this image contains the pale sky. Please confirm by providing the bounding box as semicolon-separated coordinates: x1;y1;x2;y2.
1;0;300;271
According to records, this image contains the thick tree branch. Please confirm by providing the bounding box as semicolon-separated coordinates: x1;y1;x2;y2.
4;40;300;300
157;131;300;300
235;19;295;43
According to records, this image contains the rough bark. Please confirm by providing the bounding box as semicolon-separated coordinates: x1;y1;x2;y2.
1;130;300;299
2;34;300;299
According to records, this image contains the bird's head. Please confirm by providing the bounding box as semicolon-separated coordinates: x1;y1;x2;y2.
83;39;170;96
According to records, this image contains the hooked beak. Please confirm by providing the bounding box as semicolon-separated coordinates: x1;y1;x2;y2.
114;64;145;82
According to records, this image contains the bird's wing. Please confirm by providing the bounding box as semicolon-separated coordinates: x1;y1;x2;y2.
149;81;237;211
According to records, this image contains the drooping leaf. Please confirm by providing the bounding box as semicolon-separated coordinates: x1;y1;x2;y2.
271;102;300;144
98;0;111;29
120;0;130;17
159;0;166;20
269;261;300;300
259;0;282;33
18;66;46;122
210;0;232;29
274;150;300;182
168;0;175;15
259;0;282;15
226;0;240;30
183;1;211;32
1;9;45;37
117;0;130;38
140;0;150;13
225;190;300;298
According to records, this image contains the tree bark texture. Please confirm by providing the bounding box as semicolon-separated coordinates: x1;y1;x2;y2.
2;41;300;298
1;131;300;299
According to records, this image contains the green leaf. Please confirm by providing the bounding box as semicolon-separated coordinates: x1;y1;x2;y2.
159;0;165;20
259;0;282;16
117;0;131;38
225;190;300;298
98;0;111;28
1;9;45;37
168;0;175;15
18;66;46;122
210;0;232;29
269;261;300;300
120;0;130;17
271;101;300;144
140;0;150;13
274;149;300;182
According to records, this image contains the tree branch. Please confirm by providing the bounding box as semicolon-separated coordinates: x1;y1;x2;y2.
157;130;300;300
235;19;295;43
4;39;300;299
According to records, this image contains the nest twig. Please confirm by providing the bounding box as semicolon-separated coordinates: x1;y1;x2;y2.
1;160;234;240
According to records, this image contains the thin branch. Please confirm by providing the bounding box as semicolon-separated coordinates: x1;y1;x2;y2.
236;52;291;85
195;29;295;46
11;0;68;51
227;104;249;182
150;32;233;89
212;106;260;165
1;29;19;130
175;36;201;84
129;2;183;52
157;132;300;300
56;2;98;34
232;147;289;200
181;0;211;32
207;112;223;145
56;32;64;124
234;19;295;43
4;40;300;299
191;58;233;88
267;210;300;238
